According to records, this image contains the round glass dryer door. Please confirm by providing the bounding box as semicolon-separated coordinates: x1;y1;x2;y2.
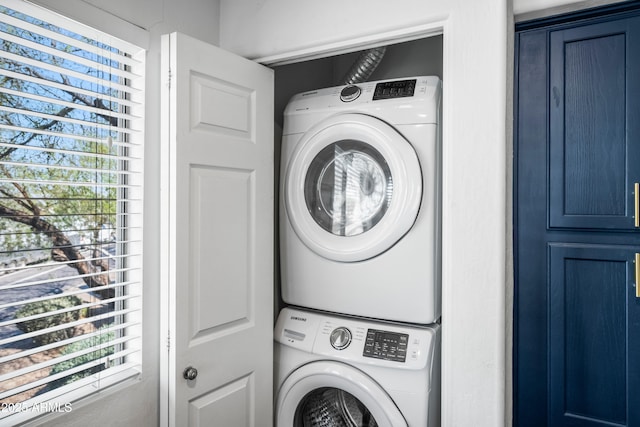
304;140;392;237
285;114;422;262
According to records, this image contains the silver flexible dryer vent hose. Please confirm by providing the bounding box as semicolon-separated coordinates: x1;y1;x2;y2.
340;46;387;85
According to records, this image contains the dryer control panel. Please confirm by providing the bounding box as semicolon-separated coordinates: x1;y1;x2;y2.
282;76;441;134
363;329;409;362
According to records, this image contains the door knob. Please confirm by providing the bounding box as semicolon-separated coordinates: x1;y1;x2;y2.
183;366;198;381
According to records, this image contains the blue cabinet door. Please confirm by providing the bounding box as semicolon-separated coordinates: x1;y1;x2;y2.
549;19;640;229
549;19;640;230
515;7;640;427
548;244;640;426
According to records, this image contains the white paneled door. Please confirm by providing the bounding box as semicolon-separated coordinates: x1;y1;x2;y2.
161;32;274;427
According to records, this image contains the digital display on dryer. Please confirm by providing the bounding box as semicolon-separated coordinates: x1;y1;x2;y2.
363;329;408;362
372;79;416;100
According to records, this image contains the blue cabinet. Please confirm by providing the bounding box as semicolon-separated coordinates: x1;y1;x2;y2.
549;19;640;230
548;244;640;426
515;5;640;426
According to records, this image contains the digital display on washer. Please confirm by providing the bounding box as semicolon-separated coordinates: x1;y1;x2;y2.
363;329;408;362
372;79;416;100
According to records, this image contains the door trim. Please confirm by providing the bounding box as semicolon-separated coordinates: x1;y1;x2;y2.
255;23;445;66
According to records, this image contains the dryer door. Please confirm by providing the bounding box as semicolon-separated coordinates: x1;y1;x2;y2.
285;113;422;262
276;361;408;427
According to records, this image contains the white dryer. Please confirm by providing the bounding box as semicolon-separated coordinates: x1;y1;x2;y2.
280;76;442;324
274;307;441;427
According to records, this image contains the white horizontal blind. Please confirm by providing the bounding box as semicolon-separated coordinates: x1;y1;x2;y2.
0;0;144;421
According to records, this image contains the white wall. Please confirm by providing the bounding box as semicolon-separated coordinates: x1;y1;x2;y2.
220;1;448;62
220;1;509;426
23;0;220;425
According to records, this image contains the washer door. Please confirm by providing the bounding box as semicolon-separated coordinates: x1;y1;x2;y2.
276;361;408;427
285;114;422;262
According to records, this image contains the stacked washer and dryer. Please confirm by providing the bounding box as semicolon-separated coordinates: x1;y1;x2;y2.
275;76;442;427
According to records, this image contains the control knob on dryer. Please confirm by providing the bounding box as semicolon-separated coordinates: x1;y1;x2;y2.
330;327;352;350
340;85;361;102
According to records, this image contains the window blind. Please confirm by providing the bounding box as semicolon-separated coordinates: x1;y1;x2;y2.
0;0;144;420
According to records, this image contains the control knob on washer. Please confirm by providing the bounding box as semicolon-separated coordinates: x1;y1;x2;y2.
330;327;352;350
340;85;361;102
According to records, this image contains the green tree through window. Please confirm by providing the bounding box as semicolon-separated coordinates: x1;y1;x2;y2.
0;1;144;419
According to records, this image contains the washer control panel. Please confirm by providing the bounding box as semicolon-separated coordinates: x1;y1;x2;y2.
363;329;408;362
275;307;439;370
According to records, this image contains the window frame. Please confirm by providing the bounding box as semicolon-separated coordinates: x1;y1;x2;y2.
0;0;145;422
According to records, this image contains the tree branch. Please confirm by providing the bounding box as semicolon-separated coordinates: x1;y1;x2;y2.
0;204;114;299
0;165;39;214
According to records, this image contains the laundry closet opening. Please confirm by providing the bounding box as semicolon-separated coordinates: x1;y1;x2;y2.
270;34;443;317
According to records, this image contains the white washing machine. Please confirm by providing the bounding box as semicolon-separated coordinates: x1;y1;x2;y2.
274;307;441;426
280;76;442;324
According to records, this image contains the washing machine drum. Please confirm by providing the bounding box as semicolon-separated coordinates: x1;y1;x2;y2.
276;361;408;427
298;388;378;427
285;114;422;262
